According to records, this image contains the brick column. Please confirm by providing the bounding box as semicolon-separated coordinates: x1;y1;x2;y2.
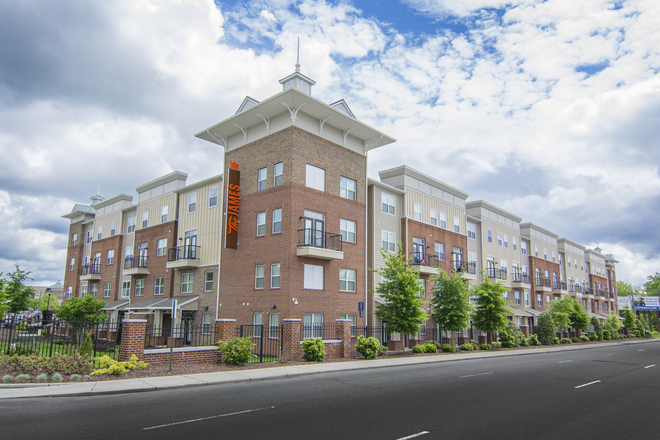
282;319;302;362
520;326;530;337
337;319;352;358
215;319;237;345
119;317;147;362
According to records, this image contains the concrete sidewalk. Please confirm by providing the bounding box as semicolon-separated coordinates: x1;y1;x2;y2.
1;339;657;400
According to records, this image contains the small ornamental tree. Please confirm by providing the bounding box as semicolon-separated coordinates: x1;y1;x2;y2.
56;296;107;323
604;313;621;337
569;298;590;331
472;275;509;343
549;297;573;338
622;305;635;330
373;247;427;349
3;266;35;314
537;311;557;345
590;317;603;340
430;269;471;343
0;274;7;316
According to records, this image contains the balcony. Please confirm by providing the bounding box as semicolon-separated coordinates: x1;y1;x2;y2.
296;229;344;260
453;261;477;279
80;263;101;281
410;252;439;275
124;256;149;276
554;281;567;294
166;245;201;269
535;276;552;292
609;291;615;298
512;273;530;288
496;268;508;283
575;285;583;294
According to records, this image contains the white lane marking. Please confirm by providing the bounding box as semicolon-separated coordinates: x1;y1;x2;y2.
459;372;493;378
639;349;645;351
558;360;574;363
575;380;601;389
397;431;430;440
143;406;275;430
645;364;655;369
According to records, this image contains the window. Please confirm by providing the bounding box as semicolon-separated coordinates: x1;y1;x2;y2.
339;314;356;337
71;233;78;246
103;282;111;298
81;285;87;297
141;212;148;228
90;284;98;296
202;313;212;334
468;223;476;239
340;176;356;201
435;243;445;261
581;262;584;271
253;313;263;337
69;258;75;271
86;230;92;244
110;221;116;236
161;205;168;223
504;234;508;249
468;251;477;266
127;217;136;233
546;295;551;305
121;281;130;298
454;217;460;233
382;231;396;252
497;232;502;246
209;186;218;207
255;265;264;289
154;277;165;295
97;226;102;240
106;250;114;265
274;162;283;187
513;237;517;251
125;246;133;260
269;313;279;338
515;292;521;305
303;314;323;338
430;209;438;226
272;208;282;233
157;239;167;256
306;164;325;191
503;291;509;301
487;229;493;243
188;193;196;213
271;264;280;288
414;203;422;221
419;322;427;335
552;251;556;262
205;271;213;292
417;279;426;297
340;219;356;243
339;269;356;292
258;167;267;191
304;264;323;290
575;260;578;269
521;241;527;255
256;212;266;236
568;257;571;267
535;245;539;257
544;248;548;259
135;279;144;296
440;212;447;228
381;193;395;215
537;294;542;307
181;273;194;293
525;292;530;306
66;286;72;298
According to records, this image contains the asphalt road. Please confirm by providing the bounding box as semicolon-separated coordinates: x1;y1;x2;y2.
2;342;658;440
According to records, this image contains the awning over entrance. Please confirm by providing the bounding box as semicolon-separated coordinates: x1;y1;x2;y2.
125;298;169;311
102;299;130;311
149;296;199;311
505;307;533;317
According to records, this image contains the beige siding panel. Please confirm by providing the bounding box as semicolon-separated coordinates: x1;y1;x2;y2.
93;212;123;241
177;180;223;265
372;186;403;292
406;189;466;234
136;193;177;231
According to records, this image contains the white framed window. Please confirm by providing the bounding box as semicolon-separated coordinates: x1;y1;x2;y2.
453;216;460;233
522;242;527;255
103;282;111;298
66;286;72;298
568;257;571;267
202;313;212;334
503;291;509;301
269;313;279;338
537;294;542;307
544;248;548;259
381;192;395;215
272;208;282;233
436;243;445;261
86;230;92;244
90;284;98;296
487;229;493;243
135;279;144;296
97;226;102;240
154;277;165;295
271;263;280;288
181;273;194;294
552;251;556;262
339;313;356;337
127;217;136;233
257;212;266;236
575;260;578;269
305;164;325;191
209;186;218;207
340;219;356;243
71;233;78;246
274;162;283;187
339;269;356;292
161;205;168;223
125;246;133;259
81;285;87;297
417;279;426;297
258;167;267;191
188;193;196;213
503;234;508;249
497;232;503;246
303;314;323;338
430;209;438;226
382;231;396;252
414;203;422;221
513;237;517;251
156;238;167;256
304;264;324;290
255;265;264;289
106;249;114;265
69;258;75;271
515;291;521;305
468;251;477;265
253;312;263;337
440;212;447;228
535;245;539;257
204;271;213;292
525;292;530;306
546;295;551;305
581;262;584;271
110;221;116;236
340;176;356;201
468;223;476;239
121;281;130;298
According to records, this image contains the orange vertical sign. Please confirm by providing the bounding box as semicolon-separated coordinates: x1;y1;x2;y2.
225;161;240;249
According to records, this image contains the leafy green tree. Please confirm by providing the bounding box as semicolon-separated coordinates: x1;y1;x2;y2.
622;305;635;329
549;297;573;337
644;273;660;297
617;280;635;297
537;312;557;345
604;313;621;337
590;317;603;340
29;294;60;312
373;248;427;348
431;269;471;341
0;275;7;316
3;265;35;314
569;298;590;330
472;275;509;343
56;296;107;323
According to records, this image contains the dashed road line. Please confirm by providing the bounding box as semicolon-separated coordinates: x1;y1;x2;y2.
143;406;275;430
644;364;655;369
459;372;494;378
558;360;574;364
397;431;430;440
575;380;601;389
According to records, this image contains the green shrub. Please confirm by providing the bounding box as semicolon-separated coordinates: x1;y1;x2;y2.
70;374;82;382
479;344;491;350
499;330;516;348
519;337;529;347
15;374;30;383
491;341;502;348
423;343;437;353
15;323;29;331
459;343;474;351
36;373;48;383
51;373;63;382
580;335;589;342
634;330;641;338
429;340;442;349
2;374;14;383
571;337;579;343
561;338;572;344
90;355;148;376
412;344;425;354
441;344;456;353
378;345;388;356
591;317;603;340
355;336;381;360
527;334;540;346
78;333;94;357
302;338;325;362
218;337;256;366
470;340;479;350
602;330;611;340
552;337;560;345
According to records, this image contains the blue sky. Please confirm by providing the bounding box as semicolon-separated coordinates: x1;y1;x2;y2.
0;0;659;288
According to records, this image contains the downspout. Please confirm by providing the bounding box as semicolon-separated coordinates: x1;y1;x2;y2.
215;138;228;321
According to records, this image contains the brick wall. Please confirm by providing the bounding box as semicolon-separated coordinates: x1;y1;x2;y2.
63;221;85;300
90;234;124;302
132;221;178;301
529;256;560;312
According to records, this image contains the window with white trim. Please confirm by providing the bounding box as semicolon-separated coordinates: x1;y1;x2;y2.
204;271;213;292
414;203;422;221
468;223;476;239
87;230;92;244
269;313;279;338
515;291;521;305
188;193;196;213
97;226;102;240
253;312;263;337
537;294;542;307
127;217;136;233
503;234;508;249
304;264;323;290
340;219;356;243
255;265;264;289
71;233;78;246
513;237;517;251
202;313;212;334
66;286;72;298
525;292;530;306
155;238;166;256
521;241;527;255
303;314;323;338
90;283;98;296
339;269;356;292
69;258;75;271
339;313;356;337
106;250;114;265
382;231;396;252
135;279;144;296
142;212;148;228
487;229;493;244
552;251;556;262
497;232;502;246
305;164;325;191
535;245;539;257
103;282;111;298
154;277;164;295
430;209;438;226
121;281;131;298
340;176;356;201
440;212;447;228
274;162;283;187
209;186;218;207
257;212;266;236
543;248;548;259
161;205;168;223
181;273;194;294
272;208;282;233
81;285;87;297
271;264;280;288
381;192;395;215
436;243;445;261
258;167;267;191
110;221;116;236
453;216;460;233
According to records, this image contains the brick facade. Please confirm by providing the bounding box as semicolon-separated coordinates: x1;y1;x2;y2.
63;221;85;299
131;221;178;301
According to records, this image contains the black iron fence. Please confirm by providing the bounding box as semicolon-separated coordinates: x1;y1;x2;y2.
167;245;200;262
301;323;340;340
298;229;343;251
410;252;440;267
0;316;120;359
350;325;389;358
124;255;148;270
235;324;283;363
512;273;530;284
80;263;101;276
453;261;476;274
145;323;215;348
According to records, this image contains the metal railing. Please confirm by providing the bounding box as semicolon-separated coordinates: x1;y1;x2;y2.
486;267;497;278
300;323;340;340
410;252;439;267
145;323;214;348
512;273;530;284
81;263;101;275
124;255;148;270
235;325;283;363
536;276;551;287
575;285;583;293
167;245;200;262
297;229;342;252
453;261;476;274
496;268;507;280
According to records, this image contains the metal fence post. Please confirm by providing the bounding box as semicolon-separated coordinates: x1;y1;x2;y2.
6;315;15;354
259;325;264;363
49;321;56;357
94;320;100;358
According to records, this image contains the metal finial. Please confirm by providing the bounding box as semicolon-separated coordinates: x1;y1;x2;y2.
295;36;301;72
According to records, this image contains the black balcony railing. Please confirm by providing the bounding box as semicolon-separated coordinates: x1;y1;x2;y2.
496;268;507;280
80;263;101;275
535;276;551;287
487;267;497;278
453;261;476;274
124;255;148;270
575;285;583;293
298;229;342;252
512;272;530;284
609;291;615;298
167;245;200;262
410;252;440;267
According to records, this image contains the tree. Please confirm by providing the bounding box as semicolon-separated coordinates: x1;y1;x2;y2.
373;248;427;349
644;273;660;297
471;275;509;343
0;274;7;316
604;313;621;337
617;280;635;297
29;294;60;313
537;311;557;345
3;265;35;314
622;305;635;329
590;317;603;340
56;296;107;323
569;298;590;331
430;269;471;341
548;297;573;337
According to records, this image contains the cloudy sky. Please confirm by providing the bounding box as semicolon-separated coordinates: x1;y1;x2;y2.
1;0;658;288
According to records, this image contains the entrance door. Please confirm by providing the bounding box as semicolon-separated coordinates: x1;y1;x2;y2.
181;311;194;345
184;230;197;259
453;247;463;271
138;243;148;267
303;210;325;247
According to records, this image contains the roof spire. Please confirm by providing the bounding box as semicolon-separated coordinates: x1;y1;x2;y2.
295;36;301;72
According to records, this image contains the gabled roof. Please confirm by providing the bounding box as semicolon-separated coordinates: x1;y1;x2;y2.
62;203;96;220
329;99;355;119
235;96;260;115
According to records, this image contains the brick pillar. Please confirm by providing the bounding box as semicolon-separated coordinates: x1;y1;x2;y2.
282;319;302;362
520;326;530;337
215;319;237;344
119;316;147;362
337;319;352;358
